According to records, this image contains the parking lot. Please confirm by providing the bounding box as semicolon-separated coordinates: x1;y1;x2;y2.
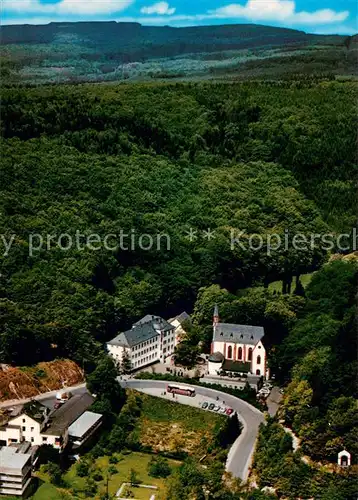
132;385;235;417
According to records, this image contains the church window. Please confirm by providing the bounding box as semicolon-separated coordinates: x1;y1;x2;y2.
257;355;261;364
227;346;233;358
248;348;253;361
238;347;243;360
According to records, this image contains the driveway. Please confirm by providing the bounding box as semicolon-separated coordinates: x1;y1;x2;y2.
266;386;282;417
118;378;264;481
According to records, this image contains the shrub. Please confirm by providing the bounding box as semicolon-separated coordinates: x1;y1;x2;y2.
76;460;90;477
148;455;172;478
92;472;104;482
108;465;117;475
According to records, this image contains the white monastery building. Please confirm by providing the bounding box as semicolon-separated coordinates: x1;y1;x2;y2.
107;314;186;370
208;305;269;379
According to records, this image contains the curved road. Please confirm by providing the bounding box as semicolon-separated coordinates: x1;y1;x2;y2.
118;379;264;481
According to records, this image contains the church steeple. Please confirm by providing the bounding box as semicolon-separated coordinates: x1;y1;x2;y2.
213;304;219;326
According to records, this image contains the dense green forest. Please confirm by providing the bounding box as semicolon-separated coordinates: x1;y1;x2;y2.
191;260;357;466
0;80;357;368
1;22;357;83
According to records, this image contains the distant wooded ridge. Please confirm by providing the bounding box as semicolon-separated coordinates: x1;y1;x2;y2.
0;21;352;49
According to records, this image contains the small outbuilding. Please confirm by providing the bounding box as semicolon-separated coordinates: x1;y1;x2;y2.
208;352;225;375
337;449;351;467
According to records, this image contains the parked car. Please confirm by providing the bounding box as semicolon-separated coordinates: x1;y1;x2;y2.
219;407;227;414
225;408;234;416
213;405;221;412
262;383;272;390
201;402;208;409
259;389;270;395
54;401;62;410
208;403;215;410
56;391;72;403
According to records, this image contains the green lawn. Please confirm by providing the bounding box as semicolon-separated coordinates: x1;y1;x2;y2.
61;451;179;499
139;392;224;431
32;483;64;500
268;273;315;293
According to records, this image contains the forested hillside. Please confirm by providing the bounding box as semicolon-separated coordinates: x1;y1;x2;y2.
248;259;358;498
1;22;356;83
0;80;356;370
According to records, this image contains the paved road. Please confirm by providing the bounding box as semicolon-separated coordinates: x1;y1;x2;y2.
266;386;283;417
118;378;264;481
0;383;87;410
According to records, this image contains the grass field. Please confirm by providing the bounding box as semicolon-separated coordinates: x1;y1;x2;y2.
65;452;179;499
133;393;225;456
32;483;64;500
36;452;180;499
268;273;315;293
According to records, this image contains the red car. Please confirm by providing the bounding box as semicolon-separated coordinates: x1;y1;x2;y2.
225;408;234;416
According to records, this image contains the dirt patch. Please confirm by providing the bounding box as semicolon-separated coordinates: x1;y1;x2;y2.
139;418;214;455
0;360;84;402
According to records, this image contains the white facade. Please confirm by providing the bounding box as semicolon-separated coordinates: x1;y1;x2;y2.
211;339;267;377
0;413;64;450
210;307;268;379
338;449;351;467
107;315;176;371
0;395;95;454
168;312;190;346
0;448;32;497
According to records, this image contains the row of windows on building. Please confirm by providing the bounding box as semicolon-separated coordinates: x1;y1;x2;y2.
162;344;174;354
132;336;158;351
133;353;157;367
132;343;158;359
226;346;262;364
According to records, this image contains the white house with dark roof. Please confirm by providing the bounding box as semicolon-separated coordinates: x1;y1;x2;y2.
168;311;191;345
0;394;97;452
209;305;268;379
107;315;177;371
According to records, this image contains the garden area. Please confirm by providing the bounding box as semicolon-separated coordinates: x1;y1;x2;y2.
28;389;236;500
35;451;180;499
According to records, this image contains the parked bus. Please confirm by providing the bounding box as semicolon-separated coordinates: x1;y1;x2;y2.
166;384;196;397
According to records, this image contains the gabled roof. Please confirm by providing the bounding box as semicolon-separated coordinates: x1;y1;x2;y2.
108;315;173;349
213;323;264;345
168;311;191;325
43;393;94;436
19;401;49;424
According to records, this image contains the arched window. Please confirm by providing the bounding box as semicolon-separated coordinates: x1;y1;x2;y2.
256;369;261;376
248;348;253;361
238;347;243;360
257;355;261;365
227;346;233;359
